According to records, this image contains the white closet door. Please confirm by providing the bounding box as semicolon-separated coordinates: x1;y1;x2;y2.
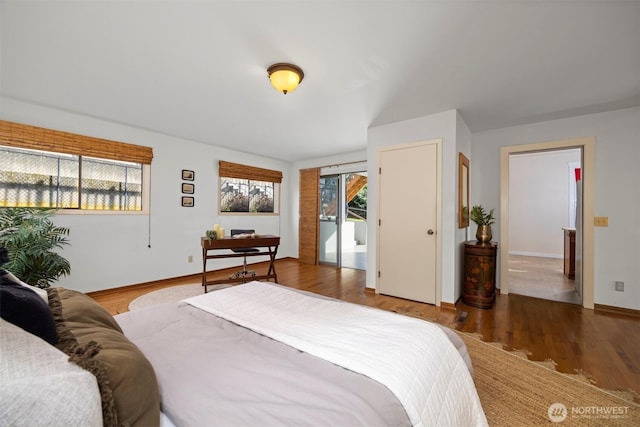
377;141;438;304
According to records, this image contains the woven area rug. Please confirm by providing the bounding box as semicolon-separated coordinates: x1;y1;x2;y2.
128;283;225;310
459;333;639;426
129;285;639;426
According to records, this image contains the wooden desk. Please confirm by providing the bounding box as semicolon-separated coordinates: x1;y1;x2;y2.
201;235;280;293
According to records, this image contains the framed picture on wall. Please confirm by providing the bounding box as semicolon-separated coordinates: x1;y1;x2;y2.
181;196;194;207
182;183;194;194
182;170;195;181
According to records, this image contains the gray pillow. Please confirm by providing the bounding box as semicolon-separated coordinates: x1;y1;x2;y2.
0;318;102;427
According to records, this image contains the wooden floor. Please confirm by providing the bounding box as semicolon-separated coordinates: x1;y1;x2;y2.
90;258;640;403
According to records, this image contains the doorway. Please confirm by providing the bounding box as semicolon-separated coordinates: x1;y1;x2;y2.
507;147;582;304
319;172;368;270
499;137;595;309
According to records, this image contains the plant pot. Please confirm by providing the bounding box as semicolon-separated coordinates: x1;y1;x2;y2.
476;225;492;243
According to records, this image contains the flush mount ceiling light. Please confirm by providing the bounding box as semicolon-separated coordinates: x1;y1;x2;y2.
267;63;304;94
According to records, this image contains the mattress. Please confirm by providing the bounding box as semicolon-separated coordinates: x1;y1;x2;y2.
116;282;486;426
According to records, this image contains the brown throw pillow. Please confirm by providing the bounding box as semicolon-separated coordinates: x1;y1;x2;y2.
48;288;160;427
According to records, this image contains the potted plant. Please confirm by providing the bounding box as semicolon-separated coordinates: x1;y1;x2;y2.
470;205;495;243
0;208;71;288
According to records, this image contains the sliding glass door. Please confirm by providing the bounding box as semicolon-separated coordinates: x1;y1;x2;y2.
319;175;340;265
318;172;367;269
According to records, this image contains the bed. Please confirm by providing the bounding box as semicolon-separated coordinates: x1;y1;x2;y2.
115;281;488;426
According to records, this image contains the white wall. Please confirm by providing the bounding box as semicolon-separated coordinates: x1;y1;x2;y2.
455;111;472;302
367;110;463;304
4;96;637;311
2;98;292;293
472;107;640;310
509;149;581;258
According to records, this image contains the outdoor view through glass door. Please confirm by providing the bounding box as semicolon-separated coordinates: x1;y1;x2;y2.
319;172;367;269
319;175;339;265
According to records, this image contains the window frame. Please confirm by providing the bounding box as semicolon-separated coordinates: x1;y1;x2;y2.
0;120;152;215
61;164;151;215
218;161;282;216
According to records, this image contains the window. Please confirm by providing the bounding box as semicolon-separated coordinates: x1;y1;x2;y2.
0;120;152;212
219;161;282;214
1;146;145;211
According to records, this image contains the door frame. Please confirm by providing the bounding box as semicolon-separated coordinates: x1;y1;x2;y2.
375;139;442;305
499;137;595;309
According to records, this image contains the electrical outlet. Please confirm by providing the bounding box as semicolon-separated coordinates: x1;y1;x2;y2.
188;255;193;263
594;216;608;226
615;281;624;292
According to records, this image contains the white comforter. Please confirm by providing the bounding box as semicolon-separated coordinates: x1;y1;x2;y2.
184;281;487;427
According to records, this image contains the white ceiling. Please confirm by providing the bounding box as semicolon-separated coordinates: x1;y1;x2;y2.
1;1;638;162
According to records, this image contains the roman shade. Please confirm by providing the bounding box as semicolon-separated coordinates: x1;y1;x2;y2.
218;161;282;183
0;120;153;164
298;168;319;265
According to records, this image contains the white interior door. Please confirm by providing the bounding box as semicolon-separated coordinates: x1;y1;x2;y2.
377;141;438;304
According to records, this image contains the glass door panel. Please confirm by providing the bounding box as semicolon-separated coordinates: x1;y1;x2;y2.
342;173;367;270
319;175;339;265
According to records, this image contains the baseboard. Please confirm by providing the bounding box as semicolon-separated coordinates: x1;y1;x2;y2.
440;301;457;311
594;303;640;318
509;251;563;259
87;257;295;298
86;272;202;298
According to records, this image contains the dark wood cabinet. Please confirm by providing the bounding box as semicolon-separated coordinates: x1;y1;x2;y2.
462;241;498;309
563;228;575;280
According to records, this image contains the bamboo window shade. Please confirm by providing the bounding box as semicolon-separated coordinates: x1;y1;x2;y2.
298;168;320;265
218;160;282;183
0;120;153;164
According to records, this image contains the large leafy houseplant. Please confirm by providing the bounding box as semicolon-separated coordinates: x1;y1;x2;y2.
0;208;71;288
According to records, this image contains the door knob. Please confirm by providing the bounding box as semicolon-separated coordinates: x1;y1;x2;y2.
427;229;435;235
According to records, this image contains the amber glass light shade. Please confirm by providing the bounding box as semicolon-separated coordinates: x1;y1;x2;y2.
267;63;304;94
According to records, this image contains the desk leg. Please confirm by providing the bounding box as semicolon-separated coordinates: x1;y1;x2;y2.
267;245;279;282
202;247;208;293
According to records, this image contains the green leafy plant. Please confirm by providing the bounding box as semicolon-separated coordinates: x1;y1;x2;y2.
0;208;71;288
470;205;495;226
348;185;367;220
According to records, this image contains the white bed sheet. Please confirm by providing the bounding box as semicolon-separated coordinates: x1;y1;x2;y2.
160;411;176;427
119;300;411;426
183;281;488;427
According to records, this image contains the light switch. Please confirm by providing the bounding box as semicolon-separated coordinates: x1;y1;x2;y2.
594;217;608;226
